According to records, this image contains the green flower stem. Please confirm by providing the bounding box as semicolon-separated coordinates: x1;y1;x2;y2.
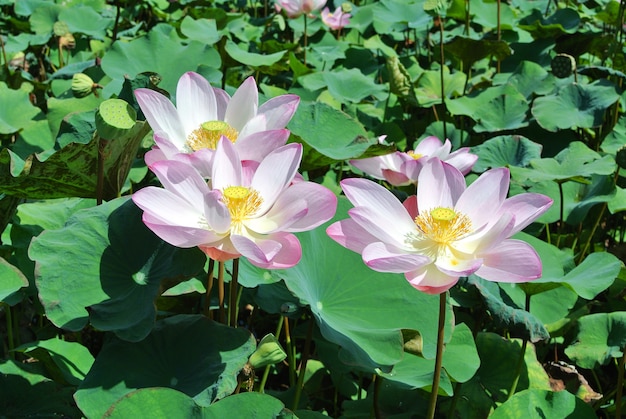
556;180;565;248
426;292;447;419
508;293;531;399
292;318;315;411
218;261;226;324
284;316;296;387
373;373;383;419
438;17;447;142
303;14;308;66
203;258;215;318
3;303;14;360
259;315;284;393
96;137;106;205
229;258;239;327
616;348;626;419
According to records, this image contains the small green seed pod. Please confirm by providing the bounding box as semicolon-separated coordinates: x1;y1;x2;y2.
95;99;137;140
71;73;95;98
248;334;287;369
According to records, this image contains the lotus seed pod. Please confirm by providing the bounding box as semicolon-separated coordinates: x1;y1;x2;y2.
341;2;352;13
72;73;95;98
53;21;69;37
551;53;576;78
95;99;137;140
616;146;626;169
248;334;287;369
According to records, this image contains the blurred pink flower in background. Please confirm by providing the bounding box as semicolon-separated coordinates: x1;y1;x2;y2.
275;0;326;18
321;6;350;30
350;136;478;186
327;158;552;294
134;72;299;178
133;139;337;269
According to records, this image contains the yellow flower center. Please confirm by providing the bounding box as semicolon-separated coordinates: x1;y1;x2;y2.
187;120;239;151
222;186;263;232
406;151;423;160
414;207;472;245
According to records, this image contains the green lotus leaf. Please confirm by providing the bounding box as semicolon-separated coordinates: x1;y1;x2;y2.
489;389;595;419
0;257;29;303
565;312;626;369
74;315;256;418
29;197;206;340
16;337;95;386
472;135;543;172
531;80;620;132
0;83;42;135
101;25;222;98
518;8;581;39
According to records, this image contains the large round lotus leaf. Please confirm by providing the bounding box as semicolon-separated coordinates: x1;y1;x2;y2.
489;389;595;419
322;68;388;103
278;197;442;369
532;80;620;132
104;388;202;418
29;197;206;341
75;315;256;419
565;312;626;369
101;25;221;98
471;135;543;172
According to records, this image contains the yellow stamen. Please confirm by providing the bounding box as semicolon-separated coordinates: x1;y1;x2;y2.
187;120;239;151
406;151;423;160
222;186;263;232
414;207;472;245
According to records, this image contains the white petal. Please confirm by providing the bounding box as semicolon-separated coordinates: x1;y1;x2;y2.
251;144;302;213
175;72;218;134
225;77;259;131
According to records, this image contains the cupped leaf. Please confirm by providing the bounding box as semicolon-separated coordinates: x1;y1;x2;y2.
29;197;206;340
464;275;549;342
445;37;512;69
0;83;42;134
472;135;543;172
288;101;394;170
277;198;441;369
0;112;150;199
16;337;95;386
0;257;29;303
180;16;220;45
518;8;581;39
490;389;595;419
75;315;256;419
322;68;388;103
414;66;467;107
101;25;222;98
472;91;529;133
510;141;616;184
565;312;626;369
531;80;620;132
224;39;286;68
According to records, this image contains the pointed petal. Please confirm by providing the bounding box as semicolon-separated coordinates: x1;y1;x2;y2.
362;242;430;273
235;129;290;161
149;160;208;205
417;158;466;211
445;148;478;175
213;88;230;121
258;94;300;129
133;188;216;247
135;89;187;148
204;190;231;234
212;138;243;190
175;72;217;134
348;206;415;251
251;143;302;212
455;168;510;228
500;193;553;234
413;136;445;155
454;212;515;255
326;219;379;254
245;198;308;234
271;181;337;232
403;195;418;219
231;232;301;269
225;77;259;131
475;239;542;282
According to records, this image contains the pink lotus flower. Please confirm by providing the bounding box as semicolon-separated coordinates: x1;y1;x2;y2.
275;0;326;18
327;159;552;294
350;136;478;186
134;72;300;177
321;6;350;30
133;139;337;269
